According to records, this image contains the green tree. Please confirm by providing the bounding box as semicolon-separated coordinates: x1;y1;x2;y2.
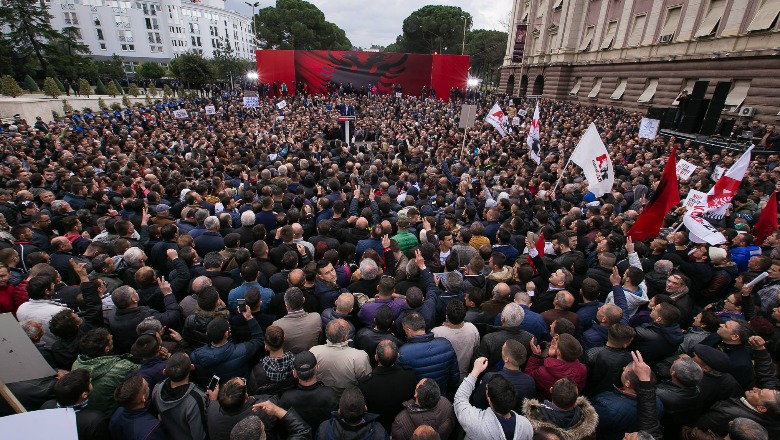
466;29;508;87
48;26;93;80
113;79;124;95
0;0;69;75
97;54;125;81
62;99;73;114
391;6;472;54
98;97;108;111
78;78;91;97
122;95;131;108
135;61;165;81
43;77;61;98
1;75;24;97
163;84;173;99
95;79;107;95
23;75;39;91
256;0;351;50
211;38;250;86
54;77;67;92
148;83;158;98
169;51;214;87
105;80;119;97
128;83;140;97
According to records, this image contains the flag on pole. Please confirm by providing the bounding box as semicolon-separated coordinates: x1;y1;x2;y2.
683;147;752;245
527;102;541;164
753;191;778;246
569;123;615;197
689;147;753;218
485;103;508;137
628;146;681;241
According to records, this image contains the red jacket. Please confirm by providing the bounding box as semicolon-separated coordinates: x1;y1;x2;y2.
525;356;587;401
0;283;27;316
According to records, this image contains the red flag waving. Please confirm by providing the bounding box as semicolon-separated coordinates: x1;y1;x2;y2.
628;146;681;241
753;191;778;246
527;233;545;274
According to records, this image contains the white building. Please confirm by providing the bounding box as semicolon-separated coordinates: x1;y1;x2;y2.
47;0;255;77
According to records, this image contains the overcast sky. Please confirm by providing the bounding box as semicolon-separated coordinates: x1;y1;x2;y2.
223;0;513;48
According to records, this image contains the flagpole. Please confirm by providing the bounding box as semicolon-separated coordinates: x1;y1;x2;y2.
552;158;573;194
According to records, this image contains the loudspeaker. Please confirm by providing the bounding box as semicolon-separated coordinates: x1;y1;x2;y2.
679;99;709;133
719;118;736;137
700;81;732;136
663;108;678;129
690;80;709;101
647;107;668;120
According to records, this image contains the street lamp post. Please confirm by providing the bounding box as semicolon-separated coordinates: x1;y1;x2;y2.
461;16;468;55
245;1;259;48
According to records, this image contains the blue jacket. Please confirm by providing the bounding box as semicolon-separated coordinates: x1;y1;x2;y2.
228;281;273;313
592;389;664;440
193;231;225;258
492;244;520;265
189;318;263;387
355;237;385;260
576;301;602;338
730;245;761;272
582;323;610;350
397;333;459;396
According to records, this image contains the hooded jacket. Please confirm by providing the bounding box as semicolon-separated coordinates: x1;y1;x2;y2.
453;374;534;440
523;397;598;440
316;411;389;440
72;354;139;416
189;318;263;387
391;397;456;440
151;380;208;440
109;405;168;440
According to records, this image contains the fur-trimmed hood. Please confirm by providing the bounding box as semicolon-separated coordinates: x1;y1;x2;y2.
523;396;598;440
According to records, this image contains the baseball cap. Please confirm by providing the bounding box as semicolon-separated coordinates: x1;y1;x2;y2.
692;344;730;373
293;351;317;373
155;204;171;214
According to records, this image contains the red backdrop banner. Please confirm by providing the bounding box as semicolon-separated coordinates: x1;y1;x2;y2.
255;50;468;101
431;54;470;98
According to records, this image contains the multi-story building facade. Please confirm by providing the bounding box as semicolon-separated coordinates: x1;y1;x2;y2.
500;0;780;123
47;0;255;77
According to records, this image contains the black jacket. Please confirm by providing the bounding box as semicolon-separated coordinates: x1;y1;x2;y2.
354;327;404;368
204;271;236;303
584;346;632;397
279;381;339;432
586;266;613;297
109;295;182;353
359;365;418;431
697;370;743;410
475;326;534;369
656;381;702;434
633;322;683;366
41;400;110;440
696;397;780;437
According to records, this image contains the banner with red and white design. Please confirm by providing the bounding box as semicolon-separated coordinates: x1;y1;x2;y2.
569;123;615;197
485;103;508;137
527;102;541;164
688;147;752;218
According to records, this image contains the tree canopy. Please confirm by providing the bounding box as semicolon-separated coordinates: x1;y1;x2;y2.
136;62;166;81
169;52;214;87
387;5;472;54
255;0;351;50
466;29;508;87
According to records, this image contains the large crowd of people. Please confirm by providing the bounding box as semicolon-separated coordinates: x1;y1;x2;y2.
0;86;779;440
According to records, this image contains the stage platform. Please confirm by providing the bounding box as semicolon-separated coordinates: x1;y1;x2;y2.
658;129;774;154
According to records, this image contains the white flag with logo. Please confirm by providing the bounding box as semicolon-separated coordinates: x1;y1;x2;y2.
276;100;287;109
204;105;215;115
527;102;541;164
569;123;615;197
689;147;752;218
676;159;696;180
485;103;508;137
172;109;188;119
683;214;726;245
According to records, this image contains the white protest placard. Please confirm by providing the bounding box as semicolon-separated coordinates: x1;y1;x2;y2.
204;105;215;115
712;165;725;182
172;109;188;119
276;100;287;109
517;109;527;117
395;92;402;98
0;408;78;439
638;117;660;139
275;115;285;121
676;159;696;180
243;96;259;108
683;189;707;213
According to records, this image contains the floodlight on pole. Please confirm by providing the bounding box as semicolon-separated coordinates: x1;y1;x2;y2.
245;2;260;48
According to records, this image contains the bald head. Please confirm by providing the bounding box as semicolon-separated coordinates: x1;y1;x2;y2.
356;217;368;230
191;276;213;294
555;291;574;311
335;292;354;314
492;282;511;301
599;304;624;325
292;223;304;238
288;268;304;286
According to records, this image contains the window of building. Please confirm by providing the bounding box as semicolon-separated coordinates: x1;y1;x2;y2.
695;0;726;38
569;78;581;96
191;36;202;46
99;42;107;50
637;78;659;103
92;14;101;26
724;80;751;108
536;0;547;18
588;78;602;99
95;27;104;40
115;15;130;28
64;12;79;25
600;20;618;50
747;0;780;32
553;0;563;9
611;78;628;100
578;25;595;52
189;23;200;34
145;17;159;30
626;14;646;46
659;6;682;42
71;28;83;39
672;79;697;105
